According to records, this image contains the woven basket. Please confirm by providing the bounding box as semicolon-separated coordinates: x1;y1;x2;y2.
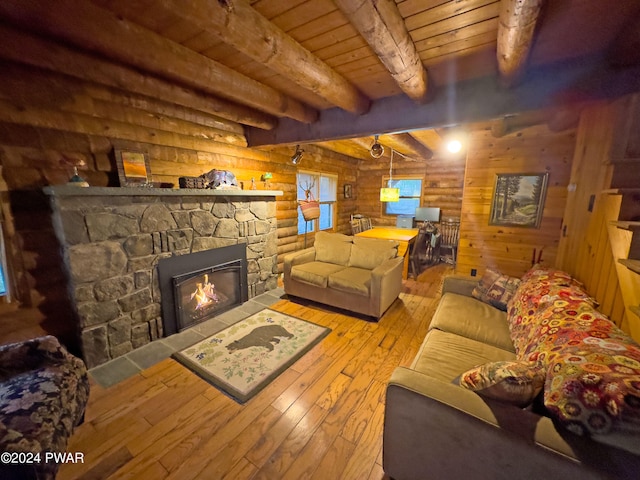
298;197;320;221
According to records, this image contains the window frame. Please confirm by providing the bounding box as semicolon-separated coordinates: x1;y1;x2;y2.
381;174;424;216
296;170;338;235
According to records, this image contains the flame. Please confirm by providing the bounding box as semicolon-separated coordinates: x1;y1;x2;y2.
190;274;219;310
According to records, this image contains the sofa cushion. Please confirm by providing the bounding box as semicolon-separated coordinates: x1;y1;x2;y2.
349;236;398;270
430;293;514;353
328;267;371;296
412;329;516;383
314;231;352;266
460;361;546;407
290;261;346;287
472;268;521;311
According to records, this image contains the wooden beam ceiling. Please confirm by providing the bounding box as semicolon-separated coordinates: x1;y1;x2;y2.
2;0;638;158
246;58;640;146
157;0;371;115
497;0;545;87
378;133;433;160
0;0;318;124
0;25;277;130
334;0;429;103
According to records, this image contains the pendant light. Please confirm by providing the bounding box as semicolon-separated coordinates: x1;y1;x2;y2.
380;149;400;202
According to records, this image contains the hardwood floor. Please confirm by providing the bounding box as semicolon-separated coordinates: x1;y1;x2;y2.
58;264;453;480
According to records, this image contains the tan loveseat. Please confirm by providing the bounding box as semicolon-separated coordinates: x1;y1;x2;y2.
283;231;403;319
383;274;640;480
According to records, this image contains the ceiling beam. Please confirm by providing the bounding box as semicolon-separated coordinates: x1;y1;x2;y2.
380;133;433;159
0;0;318;124
314;140;371;160
246;59;640;146
334;0;429;103
608;12;640;67
0;25;276;130
497;0;545;87
158;0;370;115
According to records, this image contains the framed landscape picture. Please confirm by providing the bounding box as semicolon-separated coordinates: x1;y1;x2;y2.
489;172;549;228
115;149;152;186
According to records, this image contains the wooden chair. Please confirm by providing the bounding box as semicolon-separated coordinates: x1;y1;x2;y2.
409;227;430;279
351;219;363;235
360;217;372;231
438;218;460;266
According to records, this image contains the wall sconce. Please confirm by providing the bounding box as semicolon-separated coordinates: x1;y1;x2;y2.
291;145;304;164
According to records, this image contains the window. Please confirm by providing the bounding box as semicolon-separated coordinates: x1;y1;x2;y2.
297;171;337;234
383;176;423;215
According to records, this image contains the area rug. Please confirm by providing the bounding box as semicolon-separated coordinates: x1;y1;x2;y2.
173;308;330;403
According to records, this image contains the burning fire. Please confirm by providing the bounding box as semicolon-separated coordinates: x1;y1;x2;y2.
190;274;219;310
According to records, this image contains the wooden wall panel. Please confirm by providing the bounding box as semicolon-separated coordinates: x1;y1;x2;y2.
556;94;640;339
458;123;576;278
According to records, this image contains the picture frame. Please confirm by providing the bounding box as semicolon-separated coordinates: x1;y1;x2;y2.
489;172;549;228
115;149;152;187
344;184;352;199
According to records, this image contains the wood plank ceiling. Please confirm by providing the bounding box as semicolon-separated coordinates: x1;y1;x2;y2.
1;0;639;162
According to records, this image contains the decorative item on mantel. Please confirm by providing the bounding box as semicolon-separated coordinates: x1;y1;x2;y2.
202;169;240;190
115;149;152;187
261;172;273;189
180;169;241;190
60;155;89;187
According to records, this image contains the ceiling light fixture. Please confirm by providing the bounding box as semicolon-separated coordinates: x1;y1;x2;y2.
446;139;462;153
380;149;400;202
291;145;304;165
370;134;384;158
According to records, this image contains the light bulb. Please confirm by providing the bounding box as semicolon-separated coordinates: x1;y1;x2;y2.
446;139;462;153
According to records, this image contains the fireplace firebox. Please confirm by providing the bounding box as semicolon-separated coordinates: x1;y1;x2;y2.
158;244;248;336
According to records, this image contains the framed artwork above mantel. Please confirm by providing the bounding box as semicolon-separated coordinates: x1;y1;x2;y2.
115;149;152;187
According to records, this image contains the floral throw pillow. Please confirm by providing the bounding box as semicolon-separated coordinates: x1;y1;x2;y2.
460;361;546;407
472;269;521;311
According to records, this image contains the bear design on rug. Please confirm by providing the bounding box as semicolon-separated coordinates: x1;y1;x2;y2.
226;325;294;352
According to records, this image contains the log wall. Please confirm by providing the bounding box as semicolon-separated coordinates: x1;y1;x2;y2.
354;152;466;225
457;122;577;278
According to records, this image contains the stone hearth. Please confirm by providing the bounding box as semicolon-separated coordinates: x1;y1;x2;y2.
45;186;282;368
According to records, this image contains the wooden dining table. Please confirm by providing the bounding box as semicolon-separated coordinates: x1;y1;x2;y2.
355;226;419;279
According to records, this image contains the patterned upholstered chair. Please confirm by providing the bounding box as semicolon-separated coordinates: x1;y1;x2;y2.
0;336;89;480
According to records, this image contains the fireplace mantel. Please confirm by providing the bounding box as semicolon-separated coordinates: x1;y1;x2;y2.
43;186;284;198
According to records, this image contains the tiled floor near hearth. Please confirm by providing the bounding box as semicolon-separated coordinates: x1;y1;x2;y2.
89;287;286;388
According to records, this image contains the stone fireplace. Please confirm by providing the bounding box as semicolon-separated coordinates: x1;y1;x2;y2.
44;186;282;368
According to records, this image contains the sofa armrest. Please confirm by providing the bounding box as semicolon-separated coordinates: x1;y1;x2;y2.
442;274;478;297
284;247;315;267
0;336;80;380
283;247;315;275
370;256;404;316
384;367;637;480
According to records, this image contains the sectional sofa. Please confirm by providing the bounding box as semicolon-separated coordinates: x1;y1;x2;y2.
384;267;640;480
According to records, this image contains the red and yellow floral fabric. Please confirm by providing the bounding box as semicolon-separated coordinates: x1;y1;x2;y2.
507;266;640;437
